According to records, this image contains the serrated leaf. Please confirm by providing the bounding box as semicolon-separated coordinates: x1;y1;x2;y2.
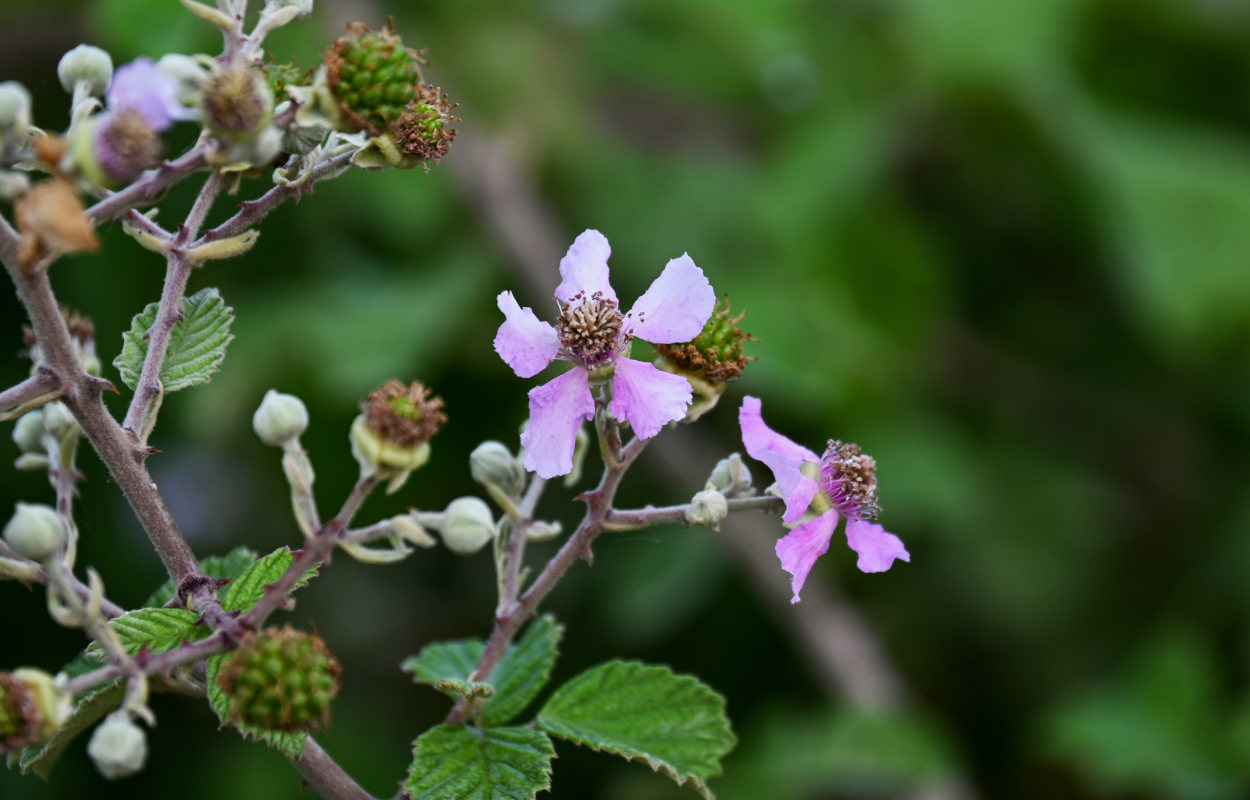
405;725;554;800
145;546;257;607
220;547;316;613
205;652;306;759
481;616;562;726
536;660;735;799
402;640;492;702
87;608;208;658
400;616;563;724
114;287;235;392
16;681;125;778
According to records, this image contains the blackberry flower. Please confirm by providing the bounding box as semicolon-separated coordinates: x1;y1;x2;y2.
494;229;715;478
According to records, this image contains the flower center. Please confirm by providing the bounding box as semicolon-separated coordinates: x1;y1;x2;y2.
818;440;881;519
557;291;626;367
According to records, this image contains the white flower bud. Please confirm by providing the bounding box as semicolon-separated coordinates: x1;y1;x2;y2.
157;54;210;107
469;441;526;496
0;81;32;140
40;401;78;443
708;453;753;498
438;497;497;556
57;45;114;97
252;390;309;447
3;503;66;563
87;713;147;780
12;410;46;454
685;488;729;531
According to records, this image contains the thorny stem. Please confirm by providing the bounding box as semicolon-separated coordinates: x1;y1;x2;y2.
84;145;209;225
0;369;61;417
445;422;646;725
62;631;228;697
122;171;226;440
604;495;784;529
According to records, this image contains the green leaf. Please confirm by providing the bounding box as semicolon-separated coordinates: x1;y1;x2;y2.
405;725;554;800
15;681;125;778
114;287;235;392
402;640;492;702
205;652;306;759
400;616;563;724
88;608;209;658
144;547;257;607
536;660;735;799
481;616;562;726
220;547;315;613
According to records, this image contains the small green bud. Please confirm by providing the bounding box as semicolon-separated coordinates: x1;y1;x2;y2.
3;503;66;563
217;626;341;733
0;81;32;141
686;488;729;531
86;712;147;780
438;497;496;556
57;45;114;97
40;401;77;443
12;410;45;454
252;389;309;447
1;669;70;752
469;441;526;497
708;453;753;498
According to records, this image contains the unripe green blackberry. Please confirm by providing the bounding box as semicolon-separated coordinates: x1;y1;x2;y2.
654;296;754;386
217;627;341;733
325;22;422;136
1;669;70;753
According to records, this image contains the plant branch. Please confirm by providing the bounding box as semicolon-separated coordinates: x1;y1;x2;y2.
85;145;208;225
294;737;380;800
63;630;228;697
603;495;784;529
0;207;19;264
0;369;62;418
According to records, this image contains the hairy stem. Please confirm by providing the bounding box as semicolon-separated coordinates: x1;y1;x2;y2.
604;494;784;529
84;145;208;225
0;369;61;418
294;737;380;800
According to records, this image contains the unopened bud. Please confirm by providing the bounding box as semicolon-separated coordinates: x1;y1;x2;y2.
0;82;32;141
40;401;77;443
3;503;66;563
87;712;147;780
708;453;753;498
252;389;309;447
685;488;728;531
469;440;525;496
58;45;114;97
438;497;496;556
12;410;45;454
157;54;210;107
201;65;274;142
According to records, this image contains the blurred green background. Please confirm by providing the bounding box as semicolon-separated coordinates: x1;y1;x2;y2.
4;0;1250;797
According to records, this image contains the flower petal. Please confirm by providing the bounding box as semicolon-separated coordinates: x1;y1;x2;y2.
625;253;715;344
845;517;910;573
759;448;821;523
107;58;187;131
775;510;838;603
739;396;820;466
521;368;594;479
607;357;692;438
555;229;617;304
494;291;560;378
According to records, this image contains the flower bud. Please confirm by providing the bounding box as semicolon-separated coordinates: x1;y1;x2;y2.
0;81;32;141
3;503;66;563
708;453;753;498
686;488;729;531
469;441;526;497
12;410;45;454
58;45;114;97
157;54;210;107
217;626;341;733
438;497;496;556
252;389;309;447
1;668;70;752
40;401;78;444
72;109;162;186
86;712;147;780
201;65;274;143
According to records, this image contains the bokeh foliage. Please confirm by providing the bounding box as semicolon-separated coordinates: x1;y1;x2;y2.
3;0;1250;797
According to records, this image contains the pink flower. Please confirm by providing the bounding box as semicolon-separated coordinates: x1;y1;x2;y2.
739;396;909;603
106;58;187;132
495;230;715;478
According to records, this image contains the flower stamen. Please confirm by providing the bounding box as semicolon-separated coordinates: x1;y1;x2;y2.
556;291;625;367
819;440;881;520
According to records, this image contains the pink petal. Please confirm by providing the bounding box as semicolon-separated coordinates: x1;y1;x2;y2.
625;253;715;344
494;291;560;378
555;230;617;305
775;510;838;604
521;368;595;479
758;448;821;524
845;517;910;573
739;396;820;466
608;357;692;438
107;58;186;131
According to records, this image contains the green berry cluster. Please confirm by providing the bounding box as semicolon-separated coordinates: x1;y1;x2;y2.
655;296;754;385
327;23;421;134
217;627;341;733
